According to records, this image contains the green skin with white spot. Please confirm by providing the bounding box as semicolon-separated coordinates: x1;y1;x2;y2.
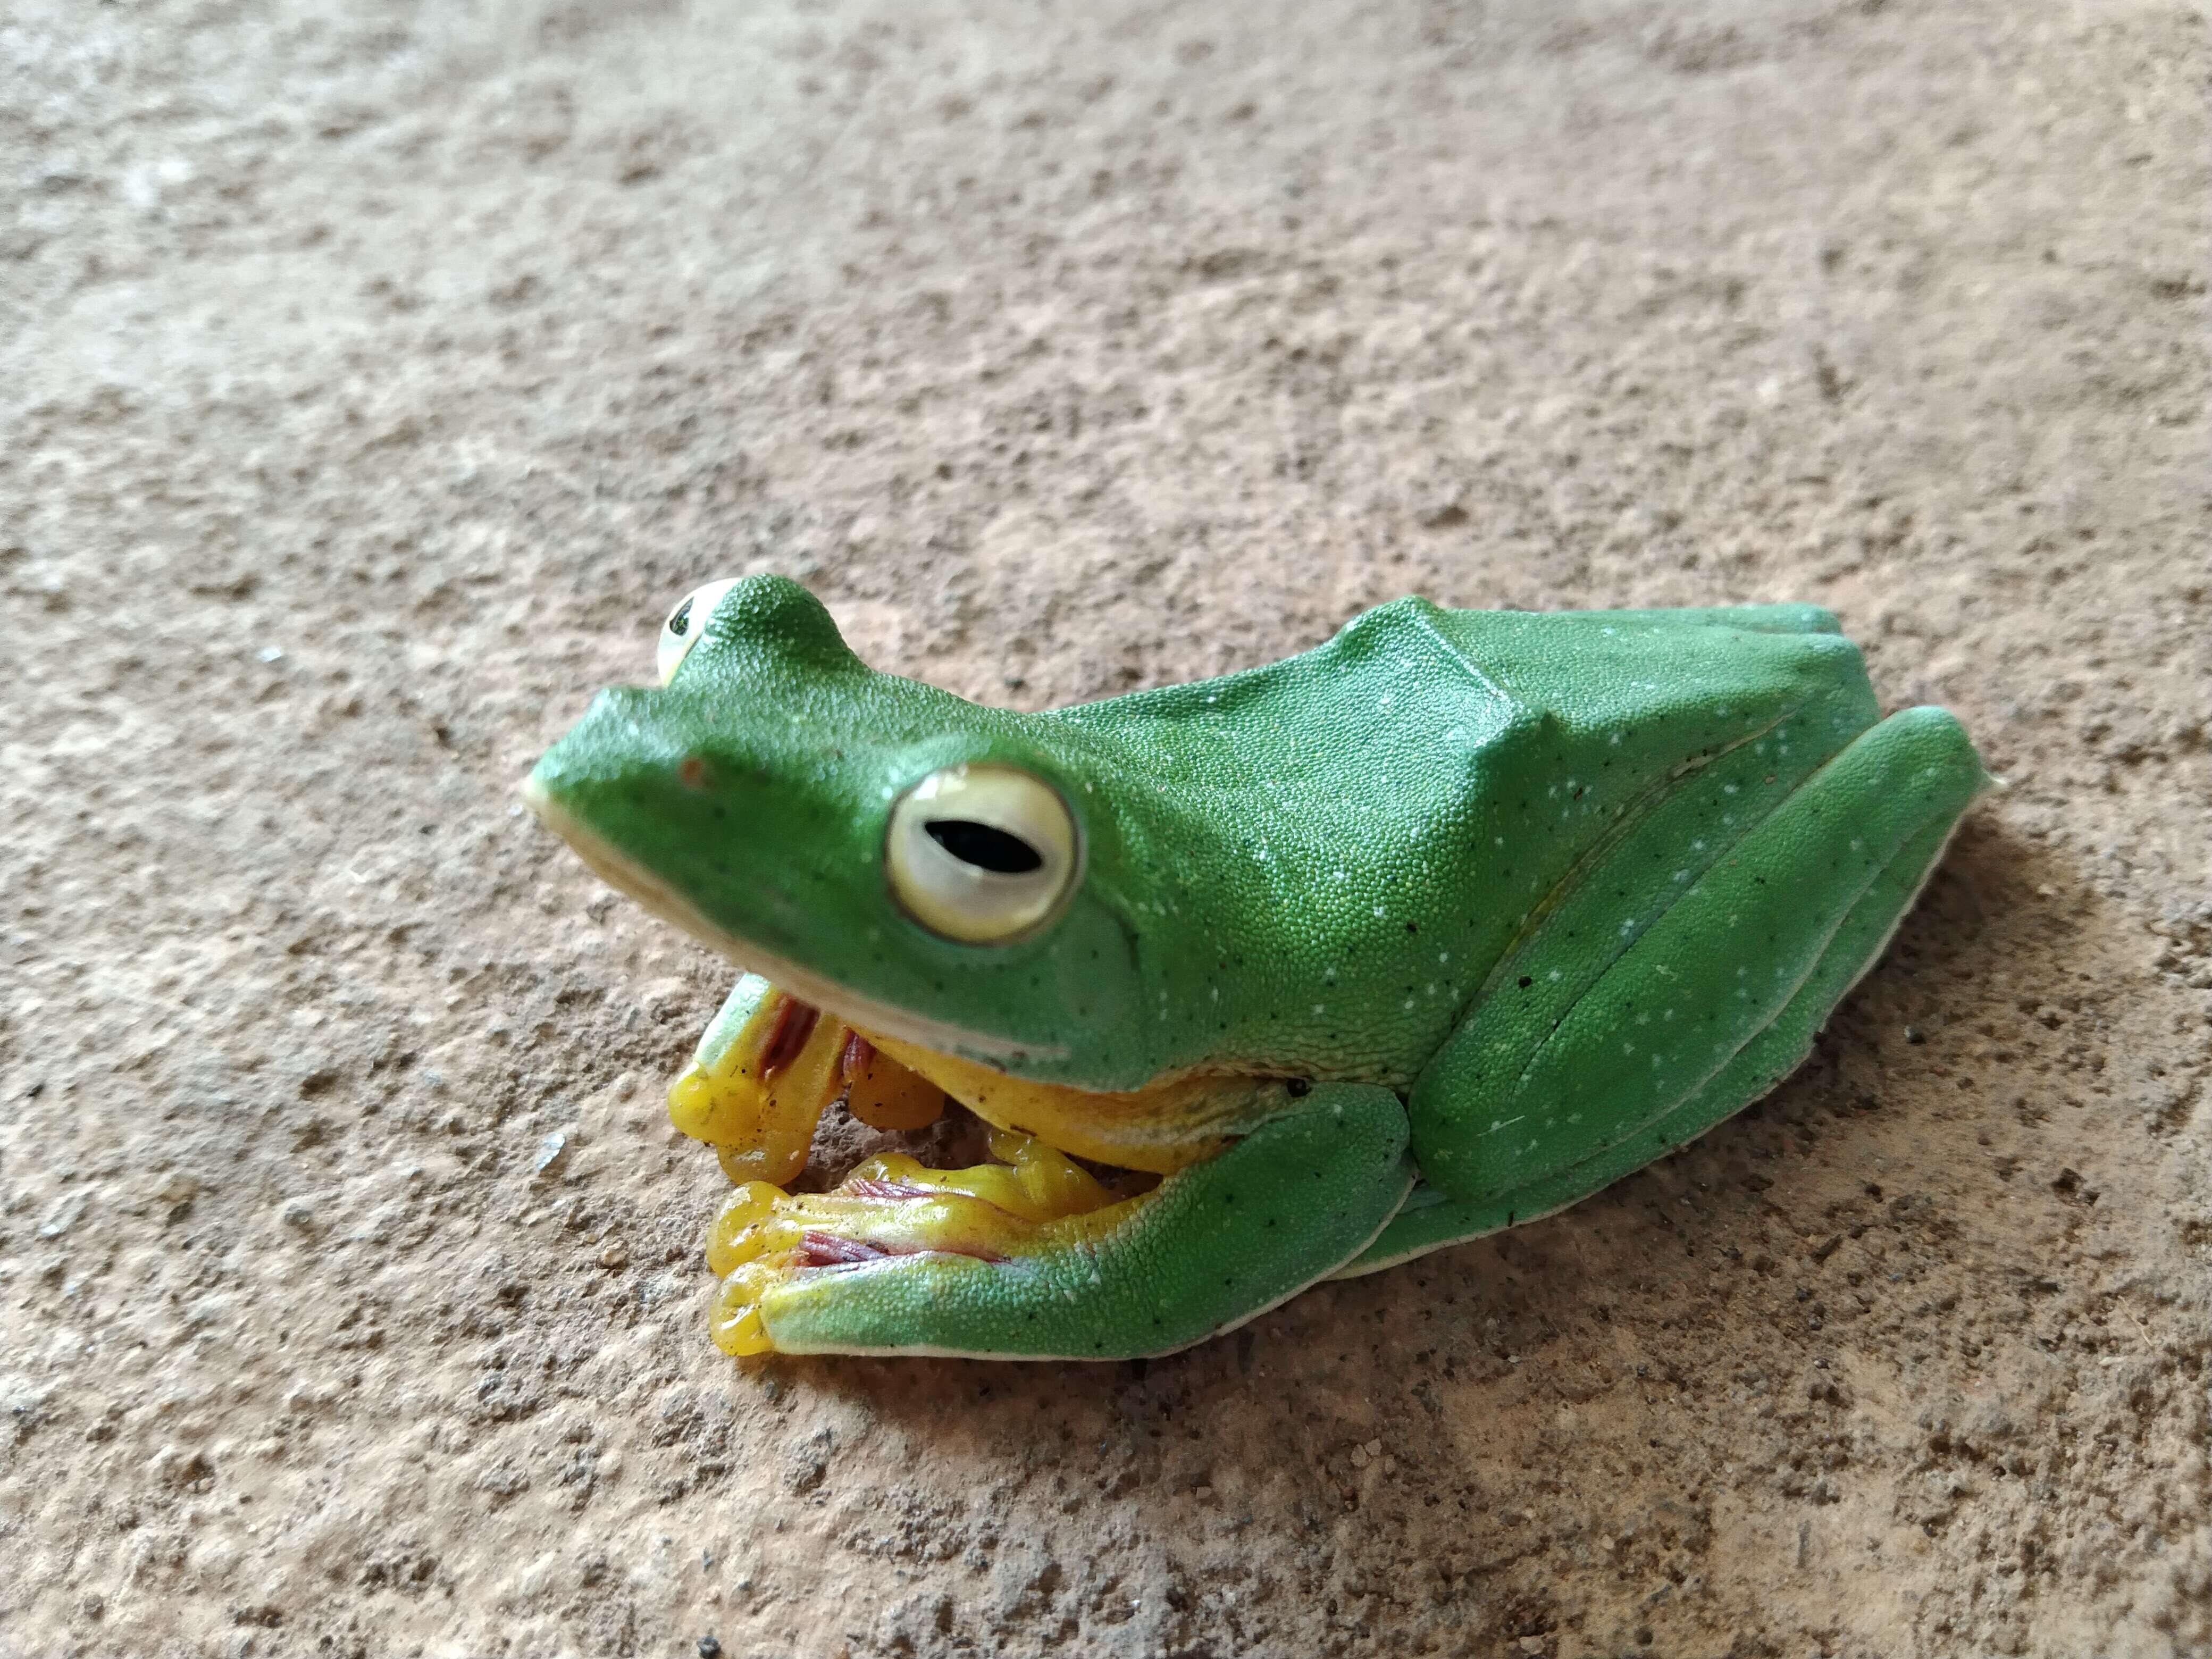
527;576;1989;1359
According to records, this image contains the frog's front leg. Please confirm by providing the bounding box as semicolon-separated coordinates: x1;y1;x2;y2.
1346;703;1989;1274
665;974;948;1186
705;1084;1413;1359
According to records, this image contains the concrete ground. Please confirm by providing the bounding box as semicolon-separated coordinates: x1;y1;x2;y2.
3;1;2207;1655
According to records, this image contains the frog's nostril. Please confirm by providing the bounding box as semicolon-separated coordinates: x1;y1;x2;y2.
677;755;711;790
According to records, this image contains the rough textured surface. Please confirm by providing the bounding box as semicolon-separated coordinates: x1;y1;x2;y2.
4;2;2208;1655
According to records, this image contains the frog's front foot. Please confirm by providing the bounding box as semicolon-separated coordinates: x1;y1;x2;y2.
698;1084;1415;1361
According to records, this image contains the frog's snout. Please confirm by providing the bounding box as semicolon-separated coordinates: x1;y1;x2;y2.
523;686;770;881
526;685;686;803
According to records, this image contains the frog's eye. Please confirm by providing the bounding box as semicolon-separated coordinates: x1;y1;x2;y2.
657;577;741;684
885;764;1081;944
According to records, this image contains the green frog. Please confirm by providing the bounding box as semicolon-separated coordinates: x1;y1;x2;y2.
524;575;1987;1360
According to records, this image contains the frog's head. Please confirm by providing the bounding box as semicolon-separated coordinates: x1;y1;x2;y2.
525;576;1154;1086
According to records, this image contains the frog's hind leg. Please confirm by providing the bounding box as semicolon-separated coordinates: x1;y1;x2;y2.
1338;804;1964;1275
1346;706;1987;1277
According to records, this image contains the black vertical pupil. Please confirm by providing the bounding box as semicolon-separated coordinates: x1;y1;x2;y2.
926;819;1044;874
668;598;693;637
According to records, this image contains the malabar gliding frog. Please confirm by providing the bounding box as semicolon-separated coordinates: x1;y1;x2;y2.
524;576;1987;1360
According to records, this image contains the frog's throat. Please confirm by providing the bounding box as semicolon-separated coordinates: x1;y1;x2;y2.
521;778;1058;1063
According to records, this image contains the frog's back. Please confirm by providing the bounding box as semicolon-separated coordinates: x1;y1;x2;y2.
1045;598;1884;1085
1409;598;1867;737
1054;597;1874;813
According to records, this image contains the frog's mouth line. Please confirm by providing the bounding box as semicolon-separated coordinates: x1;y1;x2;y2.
520;777;1060;1063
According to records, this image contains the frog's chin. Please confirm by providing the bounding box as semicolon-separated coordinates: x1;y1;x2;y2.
520;777;1062;1064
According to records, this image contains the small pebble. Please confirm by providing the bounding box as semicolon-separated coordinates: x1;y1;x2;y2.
697;1638;722;1658
533;1130;571;1178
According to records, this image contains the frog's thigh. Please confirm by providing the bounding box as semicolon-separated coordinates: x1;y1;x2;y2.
1342;798;1967;1275
1403;706;1987;1223
757;1085;1415;1360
